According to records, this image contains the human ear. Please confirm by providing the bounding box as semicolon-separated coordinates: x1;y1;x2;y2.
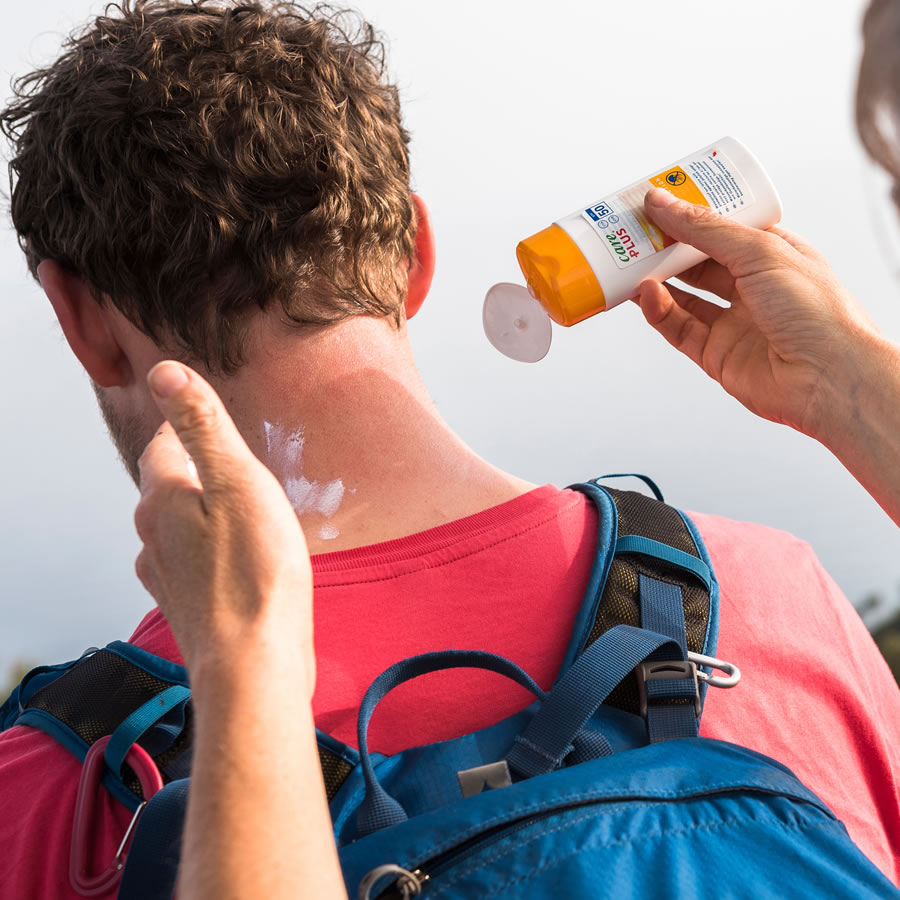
37;260;128;387
405;193;436;320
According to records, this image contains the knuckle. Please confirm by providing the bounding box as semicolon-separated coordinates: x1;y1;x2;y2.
172;400;220;445
759;229;787;252
134;550;157;596
134;484;182;542
136;444;151;472
136;437;161;482
730;230;792;274
158;480;200;516
757;232;795;265
134;550;150;584
674;311;697;349
685;202;714;224
133;499;155;542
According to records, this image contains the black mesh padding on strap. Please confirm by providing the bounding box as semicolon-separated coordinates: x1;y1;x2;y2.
24;646;356;804
584;487;711;714
24;649;192;799
319;745;354;802
25;649;178;746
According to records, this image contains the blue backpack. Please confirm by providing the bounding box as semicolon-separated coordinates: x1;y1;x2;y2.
3;480;897;898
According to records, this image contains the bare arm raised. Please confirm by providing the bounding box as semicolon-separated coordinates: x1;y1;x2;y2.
638;188;900;527
134;360;347;900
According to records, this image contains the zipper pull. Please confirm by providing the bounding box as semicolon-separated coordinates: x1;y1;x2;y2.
358;864;429;899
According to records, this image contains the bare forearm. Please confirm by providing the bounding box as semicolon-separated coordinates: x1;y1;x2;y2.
178;641;347;900
814;332;900;527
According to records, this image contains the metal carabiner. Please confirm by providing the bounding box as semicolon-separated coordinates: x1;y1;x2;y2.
69;734;164;897
688;651;741;689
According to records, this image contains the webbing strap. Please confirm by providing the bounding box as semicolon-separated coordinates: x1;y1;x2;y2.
356;650;547;836
593;473;665;502
116;778;188;900
104;685;191;779
639;575;698;742
646;702;698;742
507;624;683;779
616;535;712;592
639;575;687;656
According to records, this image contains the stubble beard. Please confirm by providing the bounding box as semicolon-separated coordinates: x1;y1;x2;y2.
91;382;157;489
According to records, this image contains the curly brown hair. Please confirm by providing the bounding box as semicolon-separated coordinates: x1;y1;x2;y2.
2;1;415;372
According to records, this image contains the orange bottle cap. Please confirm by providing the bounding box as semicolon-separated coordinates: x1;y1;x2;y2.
515;224;606;326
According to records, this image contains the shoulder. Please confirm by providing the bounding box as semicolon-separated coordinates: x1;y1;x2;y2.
685;509;878;661
686;510;816;567
688;511;900;882
0;724;129;899
686;510;848;610
0;640;166;899
127;606;182;662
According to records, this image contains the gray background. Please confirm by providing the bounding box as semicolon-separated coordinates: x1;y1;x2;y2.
2;0;898;675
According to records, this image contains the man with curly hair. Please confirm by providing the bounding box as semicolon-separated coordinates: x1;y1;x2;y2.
0;2;897;896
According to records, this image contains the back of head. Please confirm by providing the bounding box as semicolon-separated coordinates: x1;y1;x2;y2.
2;0;415;373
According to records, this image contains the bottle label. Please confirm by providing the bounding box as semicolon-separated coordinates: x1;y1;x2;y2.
580;147;755;270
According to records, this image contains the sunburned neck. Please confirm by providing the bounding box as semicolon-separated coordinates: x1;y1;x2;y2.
211;315;536;555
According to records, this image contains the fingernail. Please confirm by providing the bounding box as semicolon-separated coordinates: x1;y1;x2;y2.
646;188;678;209
148;361;189;398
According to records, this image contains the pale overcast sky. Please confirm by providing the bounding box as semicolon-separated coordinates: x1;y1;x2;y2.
1;0;898;675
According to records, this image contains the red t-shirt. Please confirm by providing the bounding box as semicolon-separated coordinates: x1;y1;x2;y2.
2;485;898;897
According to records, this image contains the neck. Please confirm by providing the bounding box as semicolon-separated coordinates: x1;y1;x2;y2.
209;316;536;555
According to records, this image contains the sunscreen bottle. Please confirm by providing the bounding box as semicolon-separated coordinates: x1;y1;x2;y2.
483;136;782;362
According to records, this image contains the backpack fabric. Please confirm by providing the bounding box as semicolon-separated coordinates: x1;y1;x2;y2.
2;479;897;899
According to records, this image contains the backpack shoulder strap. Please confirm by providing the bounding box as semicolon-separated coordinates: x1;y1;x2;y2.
4;639;357;812
562;478;721;740
6;641;192;809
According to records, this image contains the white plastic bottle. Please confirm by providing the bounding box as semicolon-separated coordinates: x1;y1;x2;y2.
483;136;782;362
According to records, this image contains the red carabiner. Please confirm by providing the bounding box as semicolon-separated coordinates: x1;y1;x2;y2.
69;735;164;897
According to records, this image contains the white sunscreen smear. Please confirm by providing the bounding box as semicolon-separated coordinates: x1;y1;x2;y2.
264;421;346;541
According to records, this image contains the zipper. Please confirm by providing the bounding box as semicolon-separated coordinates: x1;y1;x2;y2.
368;785;825;898
420;813;546;882
372;800;596;898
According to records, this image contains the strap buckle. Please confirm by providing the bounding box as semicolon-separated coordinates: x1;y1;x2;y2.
637;659;701;719
69;735;163;897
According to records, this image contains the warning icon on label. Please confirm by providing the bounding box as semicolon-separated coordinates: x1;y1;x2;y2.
665;170;687;187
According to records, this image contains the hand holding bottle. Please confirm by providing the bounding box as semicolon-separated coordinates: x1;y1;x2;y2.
638;188;900;526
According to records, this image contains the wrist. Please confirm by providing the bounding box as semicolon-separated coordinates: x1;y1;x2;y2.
188;628;316;705
807;328;900;444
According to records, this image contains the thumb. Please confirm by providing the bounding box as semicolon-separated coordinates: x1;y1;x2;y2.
147;361;254;497
644;188;783;275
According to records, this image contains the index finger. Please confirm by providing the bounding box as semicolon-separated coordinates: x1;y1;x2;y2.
146;361;256;498
766;225;828;263
644;188;786;276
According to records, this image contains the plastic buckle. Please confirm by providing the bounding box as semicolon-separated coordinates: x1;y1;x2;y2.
637;659;701;719
70;734;164;897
